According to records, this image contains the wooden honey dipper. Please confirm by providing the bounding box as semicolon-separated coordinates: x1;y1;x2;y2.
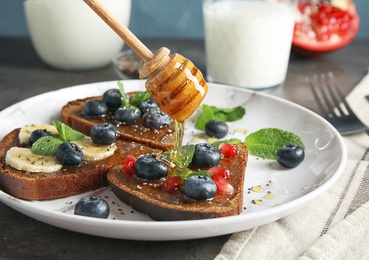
83;0;208;123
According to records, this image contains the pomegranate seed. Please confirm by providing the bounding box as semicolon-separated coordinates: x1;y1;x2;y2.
163;176;184;191
213;175;234;195
208;166;230;179
295;0;354;43
123;155;136;177
219;143;238;157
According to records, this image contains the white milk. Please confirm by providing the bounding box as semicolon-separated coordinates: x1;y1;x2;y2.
24;0;131;70
203;0;296;89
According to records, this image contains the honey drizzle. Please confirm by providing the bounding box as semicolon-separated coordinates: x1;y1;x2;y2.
170;120;184;160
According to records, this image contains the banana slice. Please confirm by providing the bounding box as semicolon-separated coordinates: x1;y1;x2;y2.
5;147;62;173
19;124;59;145
72;137;117;161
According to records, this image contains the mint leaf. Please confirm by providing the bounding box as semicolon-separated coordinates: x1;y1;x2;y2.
189;170;212;179
165;144;195;169
175;169;212;180
52;120;85;142
212;138;242;147
174;167;194;180
31;136;63;155
195;105;215;130
195;105;246;130
213;106;246;122
117;81;129;107
245;128;304;160
130;91;151;107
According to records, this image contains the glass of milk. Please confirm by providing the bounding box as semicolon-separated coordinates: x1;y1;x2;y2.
24;0;131;71
203;0;297;89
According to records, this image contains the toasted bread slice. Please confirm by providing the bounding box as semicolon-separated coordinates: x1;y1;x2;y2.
107;144;248;221
61;94;180;151
0;128;161;200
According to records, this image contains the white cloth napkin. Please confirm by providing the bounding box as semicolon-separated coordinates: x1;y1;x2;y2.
215;71;369;260
346;67;369;127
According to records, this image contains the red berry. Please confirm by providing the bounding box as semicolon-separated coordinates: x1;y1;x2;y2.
123;155;136;177
219;143;238;157
163;176;184;191
208;166;230;179
213;175;234;195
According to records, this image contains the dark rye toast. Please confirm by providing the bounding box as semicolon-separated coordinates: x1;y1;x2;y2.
60;94;180;151
0;128;161;200
107;144;248;221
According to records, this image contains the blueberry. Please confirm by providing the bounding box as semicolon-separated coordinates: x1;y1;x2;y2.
137;97;158;114
83;100;108;117
191;143;221;168
29;129;54;147
102;89;122;109
276;145;305;168
134;154;168;180
205;120;228;139
90;123;119;145
74;196;110;219
114;107;141;124
56;142;84;167
143;108;171;128
183;175;217;200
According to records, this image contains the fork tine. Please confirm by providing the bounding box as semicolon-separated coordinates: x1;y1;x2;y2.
327;72;356;116
309;72;368;135
321;73;347;117
307;75;331;118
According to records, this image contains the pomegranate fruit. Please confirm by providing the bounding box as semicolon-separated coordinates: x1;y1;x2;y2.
218;143;239;157
208;166;231;179
163;176;184;191
292;0;360;57
123;155;136;177
213;175;234;195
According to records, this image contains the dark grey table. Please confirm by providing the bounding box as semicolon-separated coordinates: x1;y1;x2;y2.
0;37;368;259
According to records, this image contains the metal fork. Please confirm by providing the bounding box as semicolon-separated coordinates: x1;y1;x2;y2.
308;72;368;135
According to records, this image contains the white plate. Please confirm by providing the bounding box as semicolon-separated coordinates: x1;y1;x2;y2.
0;80;346;241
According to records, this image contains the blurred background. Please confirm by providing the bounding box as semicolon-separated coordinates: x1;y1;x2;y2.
1;0;368;39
